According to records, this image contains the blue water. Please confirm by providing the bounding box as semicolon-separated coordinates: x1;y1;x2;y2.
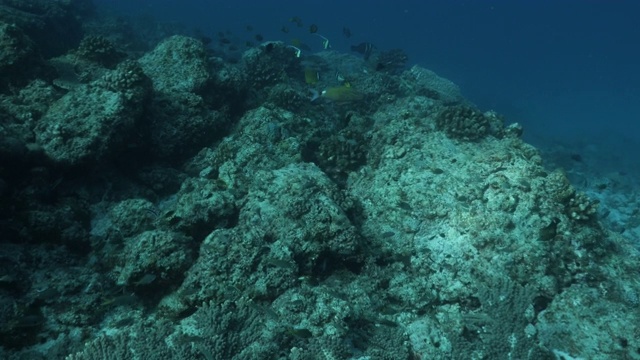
95;0;640;153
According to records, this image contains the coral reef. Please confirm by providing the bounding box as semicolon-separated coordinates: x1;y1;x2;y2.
34;61;150;165
0;3;639;360
75;35;124;68
0;0;91;57
138;35;211;93
435;104;493;141
566;191;599;222
0;22;51;92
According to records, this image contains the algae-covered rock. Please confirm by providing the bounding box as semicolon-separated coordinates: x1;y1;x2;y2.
107;198;157;238
75;35;125;68
139;35;210;93
34;61;149;165
244;163;361;261
185;106;304;190
0;22;47;92
343;89;635;358
138;36;234;163
0;80;61;166
146;91;230;164
242;41;301;85
162;162;361;316
164;177;237;240
0;0;90;57
0;22;35;69
116;229;194;291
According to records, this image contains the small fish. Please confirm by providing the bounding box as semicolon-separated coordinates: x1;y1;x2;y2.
219;38;232;45
309;24;318;34
245;25;254;31
304;68;319;85
377;304;401;315
342;27;352;38
398;201;412;211
287;327;313;338
290;299;304;306
287;45;302;58
144;207;159;219
321;86;363;103
265;258;296;269
290;38;312;51
314;34;330;49
175;334;205;345
113;317;135;327
351;42;375;60
254;34;264;42
344;112;354;122
101;294;138;308
34;287;60;301
248;302;280;320
381;231;395;238
181;287;199;297
376;318;399;327
12;314;44;328
289;16;304;27
265;42;276;52
200;36;212;46
0;274;15;283
280;26;289;33
324;288;348;301
133;274;156;286
298;276;319;286
310;89;320;102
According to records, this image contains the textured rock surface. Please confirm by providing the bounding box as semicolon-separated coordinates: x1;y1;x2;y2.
0;8;638;359
34;62;149;165
138;35;210;93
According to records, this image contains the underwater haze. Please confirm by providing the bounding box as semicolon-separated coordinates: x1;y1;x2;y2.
3;0;640;359
97;0;640;148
